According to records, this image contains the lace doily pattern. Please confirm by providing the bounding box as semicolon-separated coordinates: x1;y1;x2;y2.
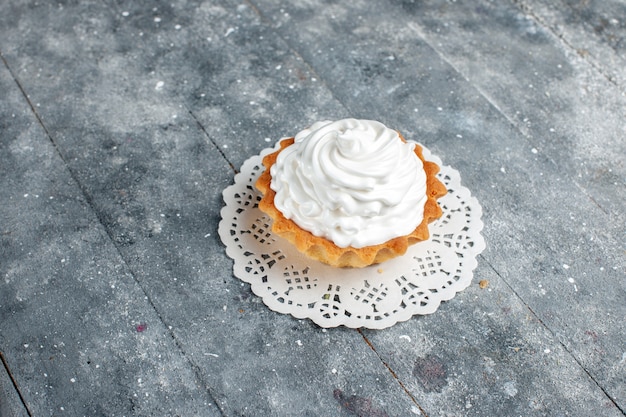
219;141;485;329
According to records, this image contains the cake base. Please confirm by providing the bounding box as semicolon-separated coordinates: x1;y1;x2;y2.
255;137;447;268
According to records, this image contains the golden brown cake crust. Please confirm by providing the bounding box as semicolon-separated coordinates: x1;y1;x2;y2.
255;136;447;268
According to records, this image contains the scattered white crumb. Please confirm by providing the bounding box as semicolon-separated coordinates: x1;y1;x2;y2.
503;381;518;397
225;27;235;37
175;24;181;30
155;81;164;90
122;11;129;17
563;264;570;269
567;278;575;283
154;17;161;23
399;335;411;342
296;340;303;346
544;348;550;354
331;368;337;374
531;148;538;154
500;167;506;173
70;378;76;383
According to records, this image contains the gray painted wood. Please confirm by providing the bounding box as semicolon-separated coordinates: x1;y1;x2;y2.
520;0;626;89
0;0;624;415
246;0;626;413
0;359;29;417
0;44;221;417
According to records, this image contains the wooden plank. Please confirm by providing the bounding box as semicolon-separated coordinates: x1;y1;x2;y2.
373;0;626;410
519;0;626;89
1;0;624;415
0;354;29;417
0;46;221;417
245;0;626;414
0;1;420;415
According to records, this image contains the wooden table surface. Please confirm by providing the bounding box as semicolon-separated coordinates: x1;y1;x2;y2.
1;0;624;416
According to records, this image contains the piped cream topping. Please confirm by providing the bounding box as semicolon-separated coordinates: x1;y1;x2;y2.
270;119;427;248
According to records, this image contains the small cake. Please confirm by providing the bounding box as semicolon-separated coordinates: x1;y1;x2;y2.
255;119;447;268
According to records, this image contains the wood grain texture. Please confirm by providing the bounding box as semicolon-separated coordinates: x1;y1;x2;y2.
0;0;624;415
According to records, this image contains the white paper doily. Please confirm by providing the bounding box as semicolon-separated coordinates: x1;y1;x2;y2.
219;140;485;329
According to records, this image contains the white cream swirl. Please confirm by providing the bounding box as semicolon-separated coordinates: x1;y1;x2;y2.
270;119;427;248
